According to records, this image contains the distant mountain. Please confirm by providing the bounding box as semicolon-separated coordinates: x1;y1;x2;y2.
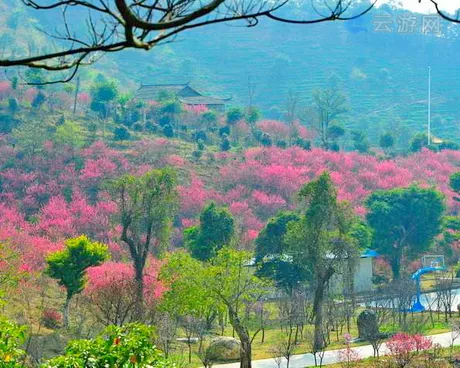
1;1;459;143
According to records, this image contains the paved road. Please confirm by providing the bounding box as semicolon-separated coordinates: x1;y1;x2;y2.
213;332;459;368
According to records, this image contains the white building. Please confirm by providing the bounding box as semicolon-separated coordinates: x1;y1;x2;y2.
331;249;378;293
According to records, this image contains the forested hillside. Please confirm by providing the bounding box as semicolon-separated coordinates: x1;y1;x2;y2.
2;1;460;366
2;0;459;143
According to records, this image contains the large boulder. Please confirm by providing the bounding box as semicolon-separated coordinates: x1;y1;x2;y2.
207;337;241;361
357;310;379;340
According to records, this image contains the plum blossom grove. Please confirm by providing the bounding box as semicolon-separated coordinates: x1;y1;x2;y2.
0;136;458;277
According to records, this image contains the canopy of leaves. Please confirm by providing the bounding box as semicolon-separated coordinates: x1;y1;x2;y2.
54;122;86;149
45;235;109;299
161;248;270;318
255;211;300;261
111;168;178;257
450;172;460;197
159;251;217;318
226;107;245;125
380;132;395;150
285;171;358;281
328;124;346;140
185;202;235;261
349;221;372;250
254;211;307;292
365;185;445;278
409;132;428;153
351;130;370;153
90;79;119;104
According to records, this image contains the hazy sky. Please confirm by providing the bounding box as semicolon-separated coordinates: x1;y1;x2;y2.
379;0;460;14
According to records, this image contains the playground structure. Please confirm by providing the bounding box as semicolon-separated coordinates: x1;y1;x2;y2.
410;255;447;312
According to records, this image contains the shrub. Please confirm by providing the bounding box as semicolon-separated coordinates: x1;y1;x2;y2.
200;111;218;127
132;122;144;132
259;132;272;147
219;125;230;137
276;139;287;149
163;124;174;138
192;150;203;160
386;333;432;368
8;98;18;113
113;126;131;141
294;137;311;150
439;140;459;151
32;92;46;109
197;139;205;151
194;130;207;143
220;134;231;151
145;121;158;133
329;141;340;151
380;132;395;150
226;107;245;124
41;308;62;329
409;132;428;152
0;317;27;366
41;323;173;367
337;334;359;368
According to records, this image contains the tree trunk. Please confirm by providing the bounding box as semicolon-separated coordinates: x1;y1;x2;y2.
134;263;145;321
391;256;401;280
312;274;331;353
228;306;252;368
63;293;72;328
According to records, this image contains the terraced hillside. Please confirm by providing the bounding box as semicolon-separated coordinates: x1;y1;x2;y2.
2;1;460;143
114;7;460;143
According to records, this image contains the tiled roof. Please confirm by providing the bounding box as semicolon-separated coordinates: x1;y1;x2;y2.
179;96;230;105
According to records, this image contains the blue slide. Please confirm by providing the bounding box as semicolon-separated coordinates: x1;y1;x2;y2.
410;266;446;312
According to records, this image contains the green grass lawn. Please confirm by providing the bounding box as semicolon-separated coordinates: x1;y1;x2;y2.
168;310;455;367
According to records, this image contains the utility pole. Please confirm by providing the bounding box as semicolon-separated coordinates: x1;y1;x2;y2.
427;66;431;146
73;76;80;114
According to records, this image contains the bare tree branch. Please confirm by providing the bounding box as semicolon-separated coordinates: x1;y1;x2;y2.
1;0;378;83
428;0;460;23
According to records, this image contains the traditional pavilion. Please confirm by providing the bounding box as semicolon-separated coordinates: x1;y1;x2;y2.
135;83;231;112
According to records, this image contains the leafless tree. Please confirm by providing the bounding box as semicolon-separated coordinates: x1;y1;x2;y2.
435;270;456;322
362;290;393;358
247;76;256;111
270;333;298;368
277;288;306;345
253;299;271;343
179;315;207;363
305;328;326;367
422;290;439;328
86;277;138;326
154;312;178;359
269;347;284;368
0;0;375;83
285;90;300;146
325;296;347;344
389;279;416;330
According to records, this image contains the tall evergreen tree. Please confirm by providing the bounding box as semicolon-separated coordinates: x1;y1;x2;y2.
285;172;358;353
185;202;235;261
365;185;445;279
